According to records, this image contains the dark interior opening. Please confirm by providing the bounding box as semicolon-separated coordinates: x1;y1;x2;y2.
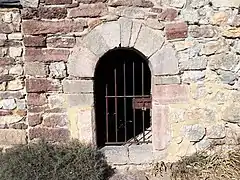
94;48;151;148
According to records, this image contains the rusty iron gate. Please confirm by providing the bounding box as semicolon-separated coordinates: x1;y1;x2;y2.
104;57;152;145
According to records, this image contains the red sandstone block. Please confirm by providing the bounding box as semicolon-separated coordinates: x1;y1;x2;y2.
29;127;69;141
0;110;13;116
45;0;72;5
22;7;67;19
22;20;86;35
28;113;42;127
23;36;46;47
24;48;70;62
0;57;15;66
68;3;108;18
26;78;62;93
27;93;47;106
152;105;170;150
159;8;178;21
153;84;189;104
165;22;188;40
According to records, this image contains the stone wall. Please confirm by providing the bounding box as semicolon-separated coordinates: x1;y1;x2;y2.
0;7;26;150
0;0;240;162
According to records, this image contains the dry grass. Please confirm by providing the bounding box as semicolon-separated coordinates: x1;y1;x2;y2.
151;147;240;180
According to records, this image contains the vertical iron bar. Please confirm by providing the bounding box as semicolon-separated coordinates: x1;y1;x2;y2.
132;61;136;140
105;84;109;143
114;68;118;142
142;62;145;142
124;61;127;142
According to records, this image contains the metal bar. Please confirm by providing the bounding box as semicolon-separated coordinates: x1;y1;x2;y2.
114;68;118;142
123;61;127;142
142;62;145;142
105;84;109;143
132;61;136;140
105;95;151;98
105;141;152;145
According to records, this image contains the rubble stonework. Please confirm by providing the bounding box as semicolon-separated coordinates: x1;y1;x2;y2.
0;0;240;163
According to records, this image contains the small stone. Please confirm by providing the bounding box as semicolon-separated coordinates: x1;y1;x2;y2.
222;27;240;38
9;47;22;58
49;62;66;79
181;8;200;24
16;99;26;110
182;71;206;83
222;103;240;123
154;76;180;85
182;124;206;142
217;70;237;85
170;0;186;8
8;33;22;40
0;75;15;83
7;79;24;91
200;38;229;55
48;94;65;109
211;12;228;25
189;25;217;38
28;113;42;127
9;64;23;75
25;62;47;77
209;53;239;71
179;56;207;70
234;40;240;54
211;0;239;8
207;125;226;139
1;99;16;110
20;0;39;7
3;12;12;23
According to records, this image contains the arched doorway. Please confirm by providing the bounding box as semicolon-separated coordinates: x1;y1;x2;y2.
94;48;152;147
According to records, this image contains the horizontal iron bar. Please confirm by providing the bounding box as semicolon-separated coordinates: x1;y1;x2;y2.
105;141;152;145
105;95;151;98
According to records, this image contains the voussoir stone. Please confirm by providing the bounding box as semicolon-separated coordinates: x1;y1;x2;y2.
68;43;97;78
149;45;179;75
134;25;164;57
118;17;133;47
129;20;142;47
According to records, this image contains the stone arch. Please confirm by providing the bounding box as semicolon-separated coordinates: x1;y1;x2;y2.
67;18;175;150
68;17;167;78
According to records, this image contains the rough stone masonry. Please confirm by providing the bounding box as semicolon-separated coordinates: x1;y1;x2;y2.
0;0;240;163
